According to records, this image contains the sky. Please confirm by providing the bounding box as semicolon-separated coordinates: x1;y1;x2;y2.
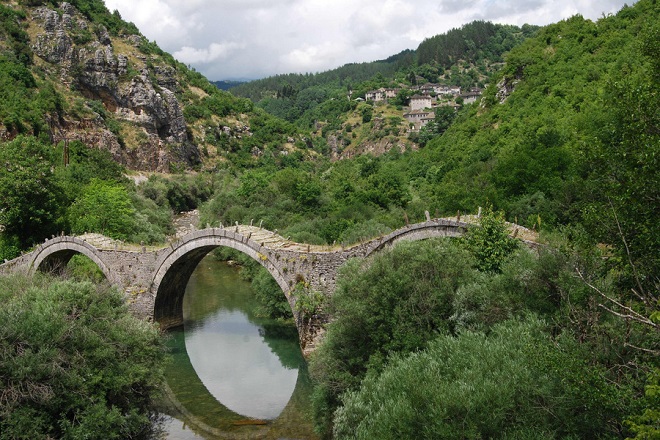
103;0;634;81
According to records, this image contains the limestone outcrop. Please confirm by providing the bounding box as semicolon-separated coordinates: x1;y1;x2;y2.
30;3;200;172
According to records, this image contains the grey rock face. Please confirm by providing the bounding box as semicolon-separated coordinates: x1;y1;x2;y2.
30;3;200;172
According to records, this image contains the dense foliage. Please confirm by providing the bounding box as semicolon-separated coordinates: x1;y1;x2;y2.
231;53;411;103
0;136;196;259
0;136;64;251
401;1;660;294
333;318;630;440
310;222;655;438
0;274;167;439
416;21;538;68
198;151;415;247
0;0;657;438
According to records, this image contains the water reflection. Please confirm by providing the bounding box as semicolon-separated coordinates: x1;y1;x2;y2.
185;309;298;419
161;255;318;439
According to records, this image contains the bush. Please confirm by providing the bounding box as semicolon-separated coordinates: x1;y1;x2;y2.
0;274;167;439
460;206;519;273
66;254;105;283
0;234;21;261
0;136;64;247
68;178;136;240
333;317;633;440
252;267;292;319
309;239;478;436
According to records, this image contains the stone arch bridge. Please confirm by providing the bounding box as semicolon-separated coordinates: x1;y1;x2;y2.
1;217;535;353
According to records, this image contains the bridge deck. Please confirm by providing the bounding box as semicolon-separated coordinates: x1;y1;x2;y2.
74;216;538;254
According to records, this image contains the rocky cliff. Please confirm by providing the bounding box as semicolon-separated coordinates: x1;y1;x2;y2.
22;2;199;171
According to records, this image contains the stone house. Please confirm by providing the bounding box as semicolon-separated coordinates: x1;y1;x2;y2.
404;109;435;131
417;83;436;95
460;88;482;104
365;87;400;102
416;84;462;96
436;85;462;96
409;94;433;111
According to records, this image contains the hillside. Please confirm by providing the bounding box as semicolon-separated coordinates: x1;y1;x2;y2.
414;1;659;275
0;0;304;172
231;21;538;106
197;0;658;290
212;79;246;91
229;21;538;159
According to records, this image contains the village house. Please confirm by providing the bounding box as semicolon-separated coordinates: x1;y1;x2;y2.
436;85;462;96
415;83;462;96
364;90;380;101
404;109;435;131
417;83;436;95
409;94;433;111
364;87;400;102
460;88;483;104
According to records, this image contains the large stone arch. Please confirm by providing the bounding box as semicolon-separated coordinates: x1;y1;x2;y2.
363;219;469;258
28;236;117;284
151;229;292;330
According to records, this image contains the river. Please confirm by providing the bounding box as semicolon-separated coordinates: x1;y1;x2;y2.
158;254;318;440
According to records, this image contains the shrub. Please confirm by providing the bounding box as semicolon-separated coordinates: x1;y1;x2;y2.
333;317;633;440
0;274;167;439
68;178;136;240
460;206;519;273
309;239;477;436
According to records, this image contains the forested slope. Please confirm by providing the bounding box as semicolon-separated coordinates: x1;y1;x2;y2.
230;21;537;127
414;1;658;276
307;3;659;437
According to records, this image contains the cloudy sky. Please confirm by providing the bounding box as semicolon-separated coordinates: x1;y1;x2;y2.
103;0;633;81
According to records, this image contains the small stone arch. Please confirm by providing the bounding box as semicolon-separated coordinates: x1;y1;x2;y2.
28;237;116;284
363;220;469;258
151;229;292;330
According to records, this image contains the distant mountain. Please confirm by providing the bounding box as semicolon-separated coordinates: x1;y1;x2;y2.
212;80;247;91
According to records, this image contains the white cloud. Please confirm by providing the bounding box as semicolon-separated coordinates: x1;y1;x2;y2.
282;42;347;72
174;42;244;65
348;0;416;48
103;0;636;80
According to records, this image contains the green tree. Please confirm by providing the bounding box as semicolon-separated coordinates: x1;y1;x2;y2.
0;274;167;439
252;267;292;319
68;178;136;240
432;105;457;134
392;89;413;107
461;207;519;272
58;141;127;187
416;106;458;146
333;317;632;440
0;136;64;251
626;368;660;439
364;166;410;209
310;239;477;437
358;103;372;123
581;17;660;286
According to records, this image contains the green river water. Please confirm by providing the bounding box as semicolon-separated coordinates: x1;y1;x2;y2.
158;255;318;439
